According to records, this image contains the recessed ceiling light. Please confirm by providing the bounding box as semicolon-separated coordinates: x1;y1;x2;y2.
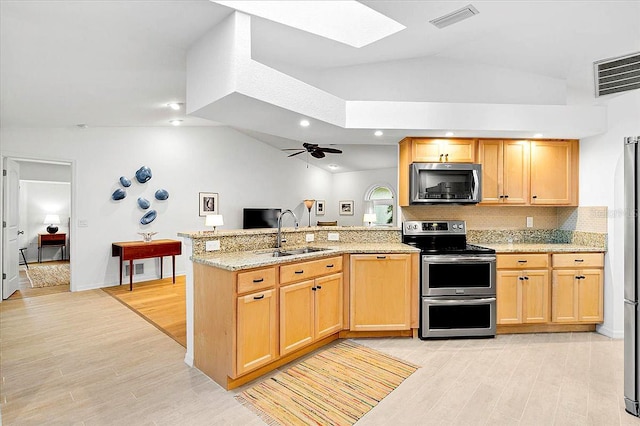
445;132;454;137
533;133;543;138
170;119;183;126
167;102;183;110
300;119;310;127
374;130;383;137
328;164;339;170
76;124;88;129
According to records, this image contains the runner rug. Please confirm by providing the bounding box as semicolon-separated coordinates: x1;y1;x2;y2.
236;340;419;425
26;264;70;288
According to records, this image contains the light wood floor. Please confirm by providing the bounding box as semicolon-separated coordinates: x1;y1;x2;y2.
102;276;186;348
8;262;70;300
1;287;638;425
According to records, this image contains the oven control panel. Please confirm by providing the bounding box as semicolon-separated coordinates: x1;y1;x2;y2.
403;220;466;235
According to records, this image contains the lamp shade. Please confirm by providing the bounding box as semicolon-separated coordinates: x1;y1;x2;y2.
205;214;224;227
303;199;315;210
363;213;377;224
44;214;60;225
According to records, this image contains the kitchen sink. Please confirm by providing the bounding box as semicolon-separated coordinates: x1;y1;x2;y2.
256;247;329;257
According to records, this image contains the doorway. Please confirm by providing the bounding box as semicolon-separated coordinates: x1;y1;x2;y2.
2;157;73;300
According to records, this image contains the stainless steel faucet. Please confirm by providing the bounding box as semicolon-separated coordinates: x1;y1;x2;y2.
276;209;299;249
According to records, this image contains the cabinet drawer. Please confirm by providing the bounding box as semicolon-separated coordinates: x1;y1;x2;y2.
497;254;549;269
237;267;276;294
552;253;604;268
280;256;342;285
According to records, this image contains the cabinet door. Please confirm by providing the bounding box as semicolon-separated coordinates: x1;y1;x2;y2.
522;270;549;323
578;269;603;322
496;270;522;324
236;289;277;375
412;139;442;162
314;273;343;339
502;140;529;204
443;139;476;162
350;254;411;331
478;140;503;204
552;270;578;323
530;140;577;205
280;280;315;356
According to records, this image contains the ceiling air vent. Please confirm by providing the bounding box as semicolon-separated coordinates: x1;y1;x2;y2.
430;4;479;29
594;52;640;97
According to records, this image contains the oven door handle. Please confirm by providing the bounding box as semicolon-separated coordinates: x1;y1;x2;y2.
427;297;496;305
422;256;496;263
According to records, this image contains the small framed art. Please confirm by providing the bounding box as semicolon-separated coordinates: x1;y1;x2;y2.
315;200;325;216
199;192;219;216
339;200;354;216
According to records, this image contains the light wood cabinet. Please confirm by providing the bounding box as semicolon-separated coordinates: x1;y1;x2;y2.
411;138;476;163
496;254;549;325
478;140;529;204
530;140;579;205
236;289;277;375
280;272;343;356
349;254;411;331
551;253;603;323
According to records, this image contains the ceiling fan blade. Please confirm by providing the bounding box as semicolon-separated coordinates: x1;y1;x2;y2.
317;147;342;154
287;150;305;157
311;150;325;159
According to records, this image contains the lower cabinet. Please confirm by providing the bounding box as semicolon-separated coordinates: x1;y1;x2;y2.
551;253;604;323
496;269;549;324
280;273;343;356
236;289;277;375
349;254;411;331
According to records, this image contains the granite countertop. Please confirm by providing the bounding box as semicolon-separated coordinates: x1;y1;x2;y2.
479;243;606;253
191;243;419;271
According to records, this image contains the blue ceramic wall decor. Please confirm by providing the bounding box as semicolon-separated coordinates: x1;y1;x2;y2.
155;189;169;200
137;197;150;210
135;166;152;183
112;188;126;200
140;209;157;225
119;176;132;187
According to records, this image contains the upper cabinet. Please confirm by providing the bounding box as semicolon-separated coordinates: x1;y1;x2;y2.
478;140;530;205
411;138;476;163
530;140;579;205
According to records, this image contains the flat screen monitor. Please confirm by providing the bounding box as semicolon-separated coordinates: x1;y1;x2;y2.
243;208;281;229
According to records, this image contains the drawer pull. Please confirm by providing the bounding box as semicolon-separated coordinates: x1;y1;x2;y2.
517;260;528;263
377;256;387;259
326;264;334;268
295;270;304;274
252;278;264;283
253;295;264;300
574;259;584;262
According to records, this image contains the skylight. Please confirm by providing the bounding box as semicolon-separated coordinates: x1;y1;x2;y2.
212;1;405;48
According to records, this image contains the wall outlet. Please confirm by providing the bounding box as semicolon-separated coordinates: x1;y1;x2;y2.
206;240;221;251
327;232;339;241
526;217;534;228
306;233;315;242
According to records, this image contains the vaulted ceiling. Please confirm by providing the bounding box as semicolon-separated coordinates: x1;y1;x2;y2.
2;1;638;172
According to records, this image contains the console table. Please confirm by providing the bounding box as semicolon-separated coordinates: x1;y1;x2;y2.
111;239;182;291
38;233;66;262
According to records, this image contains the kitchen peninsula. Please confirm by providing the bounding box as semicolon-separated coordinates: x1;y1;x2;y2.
179;226;420;390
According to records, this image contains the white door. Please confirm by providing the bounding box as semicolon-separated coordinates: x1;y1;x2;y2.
3;158;20;299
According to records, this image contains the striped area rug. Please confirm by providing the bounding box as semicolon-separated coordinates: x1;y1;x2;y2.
236;340;419;425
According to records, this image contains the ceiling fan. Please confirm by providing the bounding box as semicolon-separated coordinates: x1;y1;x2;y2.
283;142;342;159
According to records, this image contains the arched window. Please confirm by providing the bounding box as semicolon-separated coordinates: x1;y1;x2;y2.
364;184;395;226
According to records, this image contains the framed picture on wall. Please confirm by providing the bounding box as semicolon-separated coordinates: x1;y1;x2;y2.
315;200;325;216
339;200;354;216
199;192;219;216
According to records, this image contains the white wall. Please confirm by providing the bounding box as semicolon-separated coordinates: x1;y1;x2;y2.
580;90;640;338
1;126;335;291
329;167;397;226
19;181;71;262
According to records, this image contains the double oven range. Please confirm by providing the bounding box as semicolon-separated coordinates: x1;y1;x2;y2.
403;220;497;339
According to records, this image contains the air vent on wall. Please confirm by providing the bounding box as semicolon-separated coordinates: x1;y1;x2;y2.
594;52;640;97
430;4;479;29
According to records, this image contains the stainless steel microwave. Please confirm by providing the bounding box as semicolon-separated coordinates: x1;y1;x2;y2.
410;163;481;204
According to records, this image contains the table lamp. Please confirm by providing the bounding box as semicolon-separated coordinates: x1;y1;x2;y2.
303;199;315;227
44;214;60;234
363;213;377;227
205;214;224;232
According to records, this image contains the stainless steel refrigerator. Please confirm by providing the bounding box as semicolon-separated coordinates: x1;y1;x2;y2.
624;135;640;416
